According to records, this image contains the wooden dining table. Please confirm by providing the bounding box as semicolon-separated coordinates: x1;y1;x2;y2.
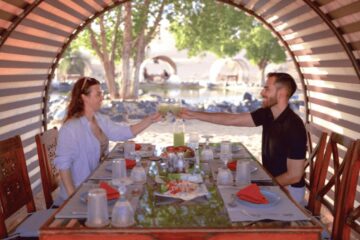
40;142;322;240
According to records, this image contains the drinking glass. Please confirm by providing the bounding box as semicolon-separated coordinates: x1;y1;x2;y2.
201;135;214;161
124;141;135;159
217;168;233;186
111;185;135;227
173;119;185;147
187;132;199;151
112;158;133;186
86;188;109;227
129;152;146;184
219;141;232;168
235;160;251;186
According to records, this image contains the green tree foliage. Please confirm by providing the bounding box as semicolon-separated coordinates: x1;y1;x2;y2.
168;0;286;83
241;24;286;83
65;0;167;99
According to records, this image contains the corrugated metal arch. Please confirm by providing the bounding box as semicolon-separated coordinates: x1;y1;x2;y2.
0;0;359;192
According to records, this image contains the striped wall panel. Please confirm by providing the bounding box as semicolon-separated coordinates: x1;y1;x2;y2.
0;0;114;193
0;0;358;218
226;0;360;222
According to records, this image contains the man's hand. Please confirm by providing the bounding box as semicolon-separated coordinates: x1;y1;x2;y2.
179;108;195;120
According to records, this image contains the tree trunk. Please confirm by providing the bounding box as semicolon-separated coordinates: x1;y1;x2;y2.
120;2;133;99
258;59;268;86
133;31;145;99
88;25;118;99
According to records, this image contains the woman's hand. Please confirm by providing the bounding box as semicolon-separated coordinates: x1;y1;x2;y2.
148;112;162;123
130;112;162;136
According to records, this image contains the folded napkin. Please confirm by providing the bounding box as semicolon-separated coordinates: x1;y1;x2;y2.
99;182;120;200
135;143;142;150
236;183;269;204
125;159;136;169
227;161;237;171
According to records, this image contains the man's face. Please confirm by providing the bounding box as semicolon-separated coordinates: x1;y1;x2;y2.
260;76;279;108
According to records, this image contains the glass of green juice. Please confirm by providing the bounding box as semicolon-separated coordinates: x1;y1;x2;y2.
173;131;185;147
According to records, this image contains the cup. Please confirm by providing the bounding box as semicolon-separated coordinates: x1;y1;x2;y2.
235;160;251;186
220;141;231;153
112;158;127;179
220;141;232;165
187;132;199;150
85;188;109;227
111;198;135;227
158;102;169;117
217;168;233;186
130;164;147;183
124;141;135;158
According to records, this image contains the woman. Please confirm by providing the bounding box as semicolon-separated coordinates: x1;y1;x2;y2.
54;77;161;203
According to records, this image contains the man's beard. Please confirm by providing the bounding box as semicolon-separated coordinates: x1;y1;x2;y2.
261;96;277;108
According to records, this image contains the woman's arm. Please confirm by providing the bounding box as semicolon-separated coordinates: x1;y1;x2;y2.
59;169;76;197
130;112;162;136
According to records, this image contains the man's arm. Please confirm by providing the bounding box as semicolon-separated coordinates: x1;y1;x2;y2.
179;108;256;127
275;158;305;186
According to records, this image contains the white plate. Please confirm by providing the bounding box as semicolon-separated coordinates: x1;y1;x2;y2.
179;173;203;183
155;183;209;201
211;144;241;152
237;189;281;208
227;163;258;173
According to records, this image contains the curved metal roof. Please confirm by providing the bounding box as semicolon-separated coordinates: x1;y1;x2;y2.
0;0;359;190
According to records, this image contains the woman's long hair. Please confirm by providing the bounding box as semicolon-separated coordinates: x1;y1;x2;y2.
64;77;100;122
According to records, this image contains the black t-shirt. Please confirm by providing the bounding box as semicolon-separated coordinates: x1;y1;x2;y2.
251;106;306;187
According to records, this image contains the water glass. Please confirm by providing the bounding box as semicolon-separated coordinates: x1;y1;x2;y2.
187;132;199;150
124;141;135;158
130;165;147;183
235;160;251;186
86;188;109;227
111;186;135;227
220;141;232;166
112;158;127;180
217;168;233;186
112;158;133;186
201;148;214;161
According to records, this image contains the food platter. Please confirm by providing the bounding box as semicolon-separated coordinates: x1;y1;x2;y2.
155;178;208;201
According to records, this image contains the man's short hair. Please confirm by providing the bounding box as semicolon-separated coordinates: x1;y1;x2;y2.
267;72;297;98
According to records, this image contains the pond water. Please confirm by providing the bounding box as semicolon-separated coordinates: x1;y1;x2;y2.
140;83;263;106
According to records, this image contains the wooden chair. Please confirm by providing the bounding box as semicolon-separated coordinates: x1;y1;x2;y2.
332;139;360;240
311;132;354;217
304;123;328;214
35;127;59;209
0;135;55;238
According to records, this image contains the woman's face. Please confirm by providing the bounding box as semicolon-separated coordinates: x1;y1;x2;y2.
82;84;103;112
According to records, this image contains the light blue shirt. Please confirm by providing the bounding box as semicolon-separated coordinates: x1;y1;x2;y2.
54;113;133;203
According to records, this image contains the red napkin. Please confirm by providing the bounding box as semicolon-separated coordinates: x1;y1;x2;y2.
227;161;237;171
125;159;136;169
99;182;120;200
236;184;269;204
135;143;142;151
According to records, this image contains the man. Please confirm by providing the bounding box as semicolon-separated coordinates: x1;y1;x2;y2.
180;72;307;204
